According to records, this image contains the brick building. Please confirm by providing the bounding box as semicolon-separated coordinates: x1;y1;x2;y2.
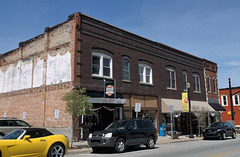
220;86;240;128
0;13;218;138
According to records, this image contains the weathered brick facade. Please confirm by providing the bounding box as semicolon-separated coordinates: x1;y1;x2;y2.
0;13;218;137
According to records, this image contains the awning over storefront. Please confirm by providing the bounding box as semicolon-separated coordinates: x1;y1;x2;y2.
162;98;215;113
88;98;127;104
209;103;226;111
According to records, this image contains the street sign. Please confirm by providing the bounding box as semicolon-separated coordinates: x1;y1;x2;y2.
135;103;141;112
169;105;174;113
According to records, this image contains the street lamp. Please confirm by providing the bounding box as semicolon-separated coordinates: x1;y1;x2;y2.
187;83;194;138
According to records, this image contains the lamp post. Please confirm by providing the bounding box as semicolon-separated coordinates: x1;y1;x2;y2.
187;83;194;138
228;78;235;121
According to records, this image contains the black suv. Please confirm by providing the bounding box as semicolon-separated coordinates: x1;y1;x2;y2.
87;119;158;153
203;122;236;140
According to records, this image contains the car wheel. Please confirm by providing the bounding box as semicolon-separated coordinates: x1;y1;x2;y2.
220;132;226;140
115;138;125;153
47;143;65;157
232;132;236;139
146;136;155;149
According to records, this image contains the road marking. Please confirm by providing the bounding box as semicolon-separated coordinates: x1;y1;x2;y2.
205;149;240;157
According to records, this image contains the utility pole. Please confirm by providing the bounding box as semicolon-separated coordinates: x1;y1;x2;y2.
228;78;235;121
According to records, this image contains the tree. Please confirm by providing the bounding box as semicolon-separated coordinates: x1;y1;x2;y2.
61;88;92;147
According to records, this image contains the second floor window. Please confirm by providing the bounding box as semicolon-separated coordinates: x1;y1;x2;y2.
139;64;152;84
166;68;176;89
122;59;130;81
182;71;187;91
233;94;240;106
221;95;228;106
193;74;200;92
207;77;211;93
213;78;217;93
92;53;112;78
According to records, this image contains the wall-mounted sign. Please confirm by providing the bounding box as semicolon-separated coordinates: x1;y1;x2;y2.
23;112;26;120
3;112;6;118
55;110;59;119
135;103;141;112
104;80;116;98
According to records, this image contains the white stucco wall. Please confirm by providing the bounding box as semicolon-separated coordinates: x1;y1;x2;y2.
0;51;71;93
33;58;44;88
46;51;71;85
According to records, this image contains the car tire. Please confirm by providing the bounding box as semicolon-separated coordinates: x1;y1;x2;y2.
47;143;65;157
232;132;236;139
146;136;155;149
115;138;125;153
220;132;226;140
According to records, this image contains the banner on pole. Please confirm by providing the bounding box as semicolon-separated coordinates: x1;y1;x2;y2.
182;92;189;112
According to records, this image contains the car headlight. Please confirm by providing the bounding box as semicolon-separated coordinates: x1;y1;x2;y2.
217;129;222;132
88;133;92;138
104;133;112;138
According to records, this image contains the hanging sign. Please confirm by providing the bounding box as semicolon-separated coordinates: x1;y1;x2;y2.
182;92;189;112
104;80;116;98
174;113;181;118
210;112;216;117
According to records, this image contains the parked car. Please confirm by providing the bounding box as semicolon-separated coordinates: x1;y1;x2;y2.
0;128;69;157
87;119;158;153
203;122;236;140
0;117;31;138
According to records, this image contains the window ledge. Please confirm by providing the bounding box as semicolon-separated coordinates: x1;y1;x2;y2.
92;75;113;80
123;80;131;83
139;82;153;87
194;91;201;94
167;87;177;91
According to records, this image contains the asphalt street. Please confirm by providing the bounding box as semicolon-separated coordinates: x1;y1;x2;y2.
66;135;240;157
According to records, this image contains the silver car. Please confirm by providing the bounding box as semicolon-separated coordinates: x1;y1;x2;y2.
0;118;31;138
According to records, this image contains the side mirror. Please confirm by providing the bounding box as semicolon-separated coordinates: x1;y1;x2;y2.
23;135;30;141
127;126;134;130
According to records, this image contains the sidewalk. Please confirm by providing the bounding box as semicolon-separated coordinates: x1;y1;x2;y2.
68;135;203;154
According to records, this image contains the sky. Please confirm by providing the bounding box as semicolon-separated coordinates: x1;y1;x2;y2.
0;0;240;88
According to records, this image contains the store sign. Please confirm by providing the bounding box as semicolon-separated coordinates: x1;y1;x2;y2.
106;85;114;96
104;80;115;98
182;92;189;112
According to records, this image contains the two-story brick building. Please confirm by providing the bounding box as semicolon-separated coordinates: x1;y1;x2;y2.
0;12;218;138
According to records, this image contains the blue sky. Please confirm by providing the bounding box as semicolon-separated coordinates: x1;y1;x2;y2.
1;0;240;88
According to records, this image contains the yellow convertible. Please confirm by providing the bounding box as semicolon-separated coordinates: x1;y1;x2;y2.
0;128;69;157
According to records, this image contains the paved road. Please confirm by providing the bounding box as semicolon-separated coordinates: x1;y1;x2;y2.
66;136;240;157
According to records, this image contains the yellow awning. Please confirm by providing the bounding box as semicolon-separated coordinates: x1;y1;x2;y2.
161;98;215;113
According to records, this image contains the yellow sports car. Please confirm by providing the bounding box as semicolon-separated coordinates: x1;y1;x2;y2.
0;128;69;157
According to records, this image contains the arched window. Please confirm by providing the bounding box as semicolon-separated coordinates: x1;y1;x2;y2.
122;59;130;81
92;52;112;78
139;64;152;84
166;66;176;89
193;73;200;93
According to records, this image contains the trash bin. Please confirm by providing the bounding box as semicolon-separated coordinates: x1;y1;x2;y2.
160;123;166;136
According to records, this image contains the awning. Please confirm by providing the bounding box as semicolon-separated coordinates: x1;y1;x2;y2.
209;103;226;111
88;98;127;104
162;98;215;113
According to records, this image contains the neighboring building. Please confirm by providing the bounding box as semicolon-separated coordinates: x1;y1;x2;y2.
0;12;218;139
220;86;240;128
203;59;225;124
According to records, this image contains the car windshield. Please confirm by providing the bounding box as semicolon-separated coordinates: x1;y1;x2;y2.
1;130;24;139
104;120;129;130
15;120;30;126
208;122;223;128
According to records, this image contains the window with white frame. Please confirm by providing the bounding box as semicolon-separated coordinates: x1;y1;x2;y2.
221;94;228;106
213;78;217;94
166;67;176;89
233;94;240;106
139;64;152;84
193;73;200;92
122;59;130;81
92;52;112;78
207;77;211;93
183;71;187;91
